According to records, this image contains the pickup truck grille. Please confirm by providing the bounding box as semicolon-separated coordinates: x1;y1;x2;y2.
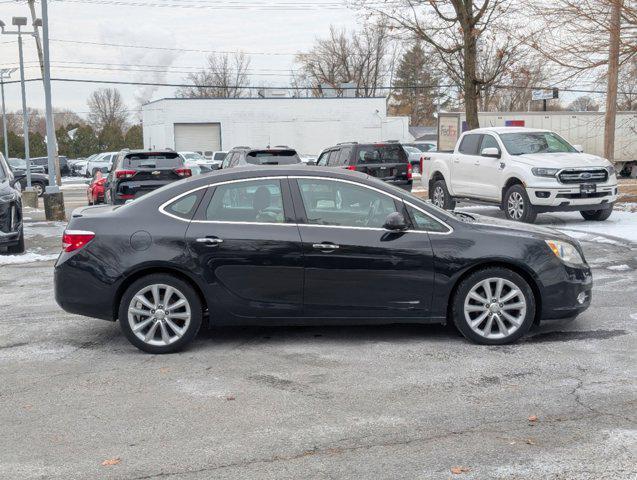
558;168;608;184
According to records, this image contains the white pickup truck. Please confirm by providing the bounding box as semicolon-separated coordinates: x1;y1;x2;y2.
422;127;618;223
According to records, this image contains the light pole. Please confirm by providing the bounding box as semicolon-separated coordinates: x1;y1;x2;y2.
0;17;41;206
40;0;64;220
0;68;17;161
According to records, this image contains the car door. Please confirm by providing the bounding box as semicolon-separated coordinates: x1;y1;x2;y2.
451;134;482;197
472;134;503;200
185;177;304;318
290;177;435;318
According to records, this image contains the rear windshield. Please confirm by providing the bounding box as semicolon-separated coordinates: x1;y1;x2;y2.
356;145;408;164
123;152;183;169
245;150;300;165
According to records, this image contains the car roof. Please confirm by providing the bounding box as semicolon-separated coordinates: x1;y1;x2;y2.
467;126;550;135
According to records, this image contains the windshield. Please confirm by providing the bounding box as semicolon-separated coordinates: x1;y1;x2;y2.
182;153;206;161
403;146;420;154
245;150;301;165
499;132;577;155
8;158;25;169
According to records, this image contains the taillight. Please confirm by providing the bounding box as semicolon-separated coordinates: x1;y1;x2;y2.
175;168;192;177
118;194;135;200
115;169;136;179
419;156;424;174
62;230;95;253
406;162;413;180
346;165;357;171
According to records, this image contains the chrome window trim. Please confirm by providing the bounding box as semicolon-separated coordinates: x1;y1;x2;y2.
158;174;454;234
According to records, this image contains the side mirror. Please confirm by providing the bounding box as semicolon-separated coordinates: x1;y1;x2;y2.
383;212;408;231
573;144;584;153
481;147;501;158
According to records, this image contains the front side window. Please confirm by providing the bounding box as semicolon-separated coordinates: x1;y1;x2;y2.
317;151;329;166
499;132;577;155
406;205;449;233
480;135;500;154
297;179;397;228
206;180;285;223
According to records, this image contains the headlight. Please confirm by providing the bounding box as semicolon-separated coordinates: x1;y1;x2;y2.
532;167;559;177
545;239;584;265
605;165;616;178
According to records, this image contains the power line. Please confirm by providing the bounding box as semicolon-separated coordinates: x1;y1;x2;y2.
53;0;350;9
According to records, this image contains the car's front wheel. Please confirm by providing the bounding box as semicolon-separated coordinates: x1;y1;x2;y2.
504;185;537;223
580;207;613;221
452;267;536;345
431;179;456;210
119;274;203;354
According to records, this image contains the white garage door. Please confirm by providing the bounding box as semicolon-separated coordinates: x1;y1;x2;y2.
174;123;221;152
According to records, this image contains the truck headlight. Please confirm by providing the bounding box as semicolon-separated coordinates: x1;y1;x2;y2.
545;239;584;265
605;165;616;178
532;167;559;177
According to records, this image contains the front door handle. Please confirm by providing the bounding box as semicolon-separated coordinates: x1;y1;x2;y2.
313;243;339;251
196;237;223;246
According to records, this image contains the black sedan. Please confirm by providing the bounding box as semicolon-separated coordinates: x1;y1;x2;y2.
0;155;24;254
54;166;592;353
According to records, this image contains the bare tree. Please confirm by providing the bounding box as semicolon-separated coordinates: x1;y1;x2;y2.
295;23;392;98
617;57;637;110
522;0;636;161
568;96;600;111
87;88;129;132
177;52;251;98
357;0;513;128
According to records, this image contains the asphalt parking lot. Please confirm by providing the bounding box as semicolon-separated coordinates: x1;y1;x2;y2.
1;185;636;479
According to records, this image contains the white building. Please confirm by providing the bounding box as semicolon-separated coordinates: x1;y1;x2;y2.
141;97;412;155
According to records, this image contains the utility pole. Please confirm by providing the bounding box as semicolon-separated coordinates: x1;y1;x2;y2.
41;0;65;221
0;68;16;161
604;0;621;164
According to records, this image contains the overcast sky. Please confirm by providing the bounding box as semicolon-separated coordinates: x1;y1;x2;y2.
0;0;359;119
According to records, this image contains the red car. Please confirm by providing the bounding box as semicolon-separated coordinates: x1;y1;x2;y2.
87;173;107;205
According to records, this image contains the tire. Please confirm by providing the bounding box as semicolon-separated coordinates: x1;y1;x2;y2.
430;179;456;210
452;267;536;345
503;185;537;223
7;228;25;255
119;274;203;354
32;182;45;197
580;207;613;221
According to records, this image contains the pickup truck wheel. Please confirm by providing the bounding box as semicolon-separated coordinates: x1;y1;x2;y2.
504;185;537;223
580;207;613;221
431;180;456;210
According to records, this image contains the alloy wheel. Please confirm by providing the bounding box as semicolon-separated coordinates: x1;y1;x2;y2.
33;183;44;196
507;192;525;220
433;186;445;208
463;277;527;340
127;284;191;347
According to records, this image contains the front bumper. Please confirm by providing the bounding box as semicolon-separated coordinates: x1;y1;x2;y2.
526;182;618;210
541;263;592;320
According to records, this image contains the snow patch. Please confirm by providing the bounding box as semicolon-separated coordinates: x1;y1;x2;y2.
0;252;58;265
607;264;631;271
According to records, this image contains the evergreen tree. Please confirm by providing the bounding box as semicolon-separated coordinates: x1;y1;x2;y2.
390;43;447;127
124;124;143;149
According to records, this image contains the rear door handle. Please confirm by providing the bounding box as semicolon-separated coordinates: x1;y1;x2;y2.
196;237;223;246
313;243;339;251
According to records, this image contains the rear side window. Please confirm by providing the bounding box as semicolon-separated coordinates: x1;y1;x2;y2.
124;153;183;169
245;150;300;166
164;190;204;220
458;134;481;155
356;145;407;164
317;151;329;166
338;147;352;165
326;150;340;166
206;180;285;223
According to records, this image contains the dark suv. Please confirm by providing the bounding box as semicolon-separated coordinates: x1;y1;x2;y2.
316;142;412;191
105;150;191;205
30;156;71;176
221;146;302;169
0;153;24;254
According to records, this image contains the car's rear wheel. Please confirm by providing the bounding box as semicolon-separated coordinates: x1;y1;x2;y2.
504;185;537;223
452;267;535;345
119;274;202;354
431;179;456;210
580;207;613;221
32;182;45;197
